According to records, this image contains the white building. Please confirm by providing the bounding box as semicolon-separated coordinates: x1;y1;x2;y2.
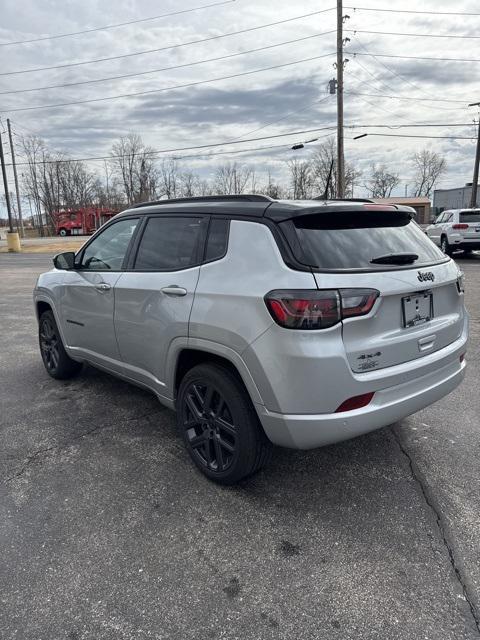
433;183;479;212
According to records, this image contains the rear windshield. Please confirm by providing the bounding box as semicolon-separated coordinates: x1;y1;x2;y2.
460;212;480;222
282;212;447;271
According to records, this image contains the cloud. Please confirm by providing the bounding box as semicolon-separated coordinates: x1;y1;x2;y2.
0;0;477;200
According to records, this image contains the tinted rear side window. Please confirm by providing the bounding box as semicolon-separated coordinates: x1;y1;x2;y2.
134;216;204;270
205;218;229;262
283;212;446;270
460;212;480;222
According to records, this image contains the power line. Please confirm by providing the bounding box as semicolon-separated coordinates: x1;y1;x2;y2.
347;124;473;128
347;53;461;113
0;0;237;46
347;35;467;111
347;28;480;40
346;60;418;123
346;5;480;16
353;133;477;140
0;31;336;96
175;135;335;160
0;9;336;77
5;125;340;166
224;95;334;143
347;50;480;64
346;91;466;105
8;122;475;167
1;53;336;113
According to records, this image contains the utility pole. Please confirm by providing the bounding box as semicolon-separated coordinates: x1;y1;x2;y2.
0;128;14;233
6;119;24;237
336;0;347;199
470;119;480;208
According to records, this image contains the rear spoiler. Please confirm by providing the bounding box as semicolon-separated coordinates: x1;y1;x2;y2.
265;201;415;222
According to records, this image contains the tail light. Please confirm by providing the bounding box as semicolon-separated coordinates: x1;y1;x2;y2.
340;289;380;319
453;223;469;230
265;288;379;330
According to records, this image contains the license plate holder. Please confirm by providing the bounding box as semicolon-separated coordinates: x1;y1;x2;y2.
402;291;433;328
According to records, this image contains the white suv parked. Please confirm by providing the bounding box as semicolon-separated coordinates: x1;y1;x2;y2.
34;196;468;484
425;208;480;255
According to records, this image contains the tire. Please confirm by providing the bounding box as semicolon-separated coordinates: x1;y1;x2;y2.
440;235;451;256
58;228;67;237
177;363;272;485
39;310;82;380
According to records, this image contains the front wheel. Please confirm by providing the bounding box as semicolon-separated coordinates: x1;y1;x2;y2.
440;235;451;256
39;310;82;379
177;363;272;485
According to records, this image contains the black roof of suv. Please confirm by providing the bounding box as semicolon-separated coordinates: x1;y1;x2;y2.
123;194;415;222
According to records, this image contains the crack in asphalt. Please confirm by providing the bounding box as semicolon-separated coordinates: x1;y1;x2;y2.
393;428;480;636
4;409;165;484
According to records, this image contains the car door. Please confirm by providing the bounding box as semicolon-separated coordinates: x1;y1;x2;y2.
113;215;206;399
59;217;139;372
442;211;454;240
427;212;445;244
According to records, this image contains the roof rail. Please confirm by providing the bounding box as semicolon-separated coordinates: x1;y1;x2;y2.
131;194;273;208
313;197;375;203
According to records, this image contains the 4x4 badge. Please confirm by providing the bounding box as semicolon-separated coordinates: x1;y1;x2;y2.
417;271;435;283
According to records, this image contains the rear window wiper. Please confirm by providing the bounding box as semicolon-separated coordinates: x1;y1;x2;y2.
370;252;419;265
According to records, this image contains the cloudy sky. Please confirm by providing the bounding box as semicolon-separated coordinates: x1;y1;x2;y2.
0;0;479;199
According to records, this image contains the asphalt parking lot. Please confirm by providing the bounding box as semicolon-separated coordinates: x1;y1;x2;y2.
1;253;479;640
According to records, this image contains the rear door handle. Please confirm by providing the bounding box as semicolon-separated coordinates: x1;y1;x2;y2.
95;282;111;292
161;285;187;297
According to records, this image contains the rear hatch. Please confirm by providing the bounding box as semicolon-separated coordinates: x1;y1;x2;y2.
459;211;480;240
280;206;465;372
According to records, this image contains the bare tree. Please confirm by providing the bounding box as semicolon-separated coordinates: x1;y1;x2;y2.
214;162;252;194
261;170;288;199
412;149;446;197
159;157;179;199
21;134;101;232
365;164;400;198
286;157;313;199
110;134;159;204
197;178;214;196
179;171;199;197
310;137;362;198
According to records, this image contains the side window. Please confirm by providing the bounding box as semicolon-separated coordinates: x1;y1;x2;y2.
134;216;204;271
79;218;138;271
205;218;229;262
444;213;453;223
436;213;445;223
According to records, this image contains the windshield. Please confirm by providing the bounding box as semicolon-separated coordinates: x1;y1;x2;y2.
282;212;447;271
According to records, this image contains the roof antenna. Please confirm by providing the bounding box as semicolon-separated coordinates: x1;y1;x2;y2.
318;159;334;200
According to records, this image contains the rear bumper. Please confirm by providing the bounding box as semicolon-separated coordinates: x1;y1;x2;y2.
257;351;466;450
448;232;480;249
452;241;480;250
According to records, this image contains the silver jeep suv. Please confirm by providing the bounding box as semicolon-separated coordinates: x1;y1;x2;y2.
34;195;468;484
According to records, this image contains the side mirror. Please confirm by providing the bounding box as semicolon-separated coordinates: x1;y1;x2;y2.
53;251;76;270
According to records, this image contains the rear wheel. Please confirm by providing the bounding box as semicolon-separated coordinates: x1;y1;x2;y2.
39;310;82;379
177;363;272;484
440;235;451;256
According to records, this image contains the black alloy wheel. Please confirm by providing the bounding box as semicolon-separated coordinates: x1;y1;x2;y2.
177;363;272;484
183;382;236;474
39;314;60;373
38;310;82;379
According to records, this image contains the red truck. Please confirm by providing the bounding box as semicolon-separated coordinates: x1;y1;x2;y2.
54;207;117;236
